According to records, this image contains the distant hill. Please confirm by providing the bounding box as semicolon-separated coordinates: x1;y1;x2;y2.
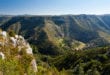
0;15;110;55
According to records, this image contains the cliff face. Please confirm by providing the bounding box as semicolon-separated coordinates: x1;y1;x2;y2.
0;29;37;74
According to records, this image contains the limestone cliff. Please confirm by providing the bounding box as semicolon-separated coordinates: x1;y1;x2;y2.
0;29;37;74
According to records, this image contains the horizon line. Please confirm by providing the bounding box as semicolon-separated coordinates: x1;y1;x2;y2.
1;13;110;16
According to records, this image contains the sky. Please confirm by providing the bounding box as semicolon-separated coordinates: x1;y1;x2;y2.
0;0;110;15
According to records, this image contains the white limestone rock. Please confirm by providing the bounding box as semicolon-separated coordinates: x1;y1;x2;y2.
0;42;4;46
18;35;24;41
1;31;7;37
26;46;33;54
15;35;19;39
0;52;5;59
31;59;38;72
10;37;17;47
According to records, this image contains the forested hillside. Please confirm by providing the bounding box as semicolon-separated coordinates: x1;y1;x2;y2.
0;15;110;75
0;15;110;55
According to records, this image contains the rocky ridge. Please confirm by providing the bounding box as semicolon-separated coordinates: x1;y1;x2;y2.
0;29;37;74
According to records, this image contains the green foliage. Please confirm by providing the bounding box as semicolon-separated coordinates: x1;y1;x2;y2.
37;65;69;75
49;46;110;75
73;63;85;75
31;44;38;54
86;68;101;75
0;59;24;75
8;30;15;37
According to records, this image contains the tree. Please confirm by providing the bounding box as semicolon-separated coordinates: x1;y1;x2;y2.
8;30;15;37
86;68;100;75
73;63;85;75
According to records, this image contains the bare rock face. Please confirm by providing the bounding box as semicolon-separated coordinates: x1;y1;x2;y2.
0;30;37;72
31;59;38;72
0;52;5;59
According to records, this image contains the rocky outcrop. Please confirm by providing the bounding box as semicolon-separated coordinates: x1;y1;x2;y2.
0;29;37;72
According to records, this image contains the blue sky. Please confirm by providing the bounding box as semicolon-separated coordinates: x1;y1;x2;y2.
0;0;110;15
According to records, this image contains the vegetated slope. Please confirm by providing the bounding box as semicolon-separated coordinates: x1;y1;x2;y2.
0;15;110;55
0;29;37;74
51;46;110;75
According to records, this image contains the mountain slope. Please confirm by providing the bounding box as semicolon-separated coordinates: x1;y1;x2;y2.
0;15;110;54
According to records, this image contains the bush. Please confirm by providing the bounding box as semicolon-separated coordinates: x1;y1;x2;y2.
8;30;15;37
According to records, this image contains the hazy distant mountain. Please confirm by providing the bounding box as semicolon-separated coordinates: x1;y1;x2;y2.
0;15;110;55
